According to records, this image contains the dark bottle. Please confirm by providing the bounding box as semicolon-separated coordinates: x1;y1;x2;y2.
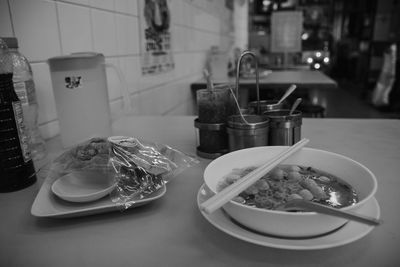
0;39;36;192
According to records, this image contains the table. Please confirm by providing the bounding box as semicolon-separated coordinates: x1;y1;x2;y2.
1;116;399;266
191;70;337;90
191;70;338;108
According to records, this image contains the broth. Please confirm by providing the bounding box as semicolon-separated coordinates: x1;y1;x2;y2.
217;164;358;211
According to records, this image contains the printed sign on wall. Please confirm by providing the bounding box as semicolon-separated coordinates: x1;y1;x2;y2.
270;11;303;53
140;0;174;75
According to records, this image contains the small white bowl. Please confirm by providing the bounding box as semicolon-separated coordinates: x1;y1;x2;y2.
52;171;116;203
203;146;377;238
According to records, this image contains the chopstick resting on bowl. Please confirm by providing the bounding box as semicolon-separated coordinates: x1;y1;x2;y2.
200;138;310;215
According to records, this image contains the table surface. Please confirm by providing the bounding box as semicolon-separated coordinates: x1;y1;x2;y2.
191;70;338;90
1;116;399;267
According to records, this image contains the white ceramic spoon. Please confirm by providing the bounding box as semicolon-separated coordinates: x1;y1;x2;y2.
280;199;382;226
51;171;116;203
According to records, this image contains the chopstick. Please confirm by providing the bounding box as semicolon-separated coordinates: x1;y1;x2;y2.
200;138;310;214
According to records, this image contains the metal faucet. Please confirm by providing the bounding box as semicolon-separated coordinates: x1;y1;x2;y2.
235;50;260;114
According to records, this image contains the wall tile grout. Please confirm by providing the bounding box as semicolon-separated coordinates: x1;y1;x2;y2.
54;1;64;54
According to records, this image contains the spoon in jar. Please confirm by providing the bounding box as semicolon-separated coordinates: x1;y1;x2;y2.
203;69;214;91
277;84;297;105
289;98;302;115
279;199;382;226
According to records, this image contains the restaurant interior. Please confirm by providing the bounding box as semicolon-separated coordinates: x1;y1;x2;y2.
1;0;399;141
201;0;400;119
244;0;400;119
1;0;400;266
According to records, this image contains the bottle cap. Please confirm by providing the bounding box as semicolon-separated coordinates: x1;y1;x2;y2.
0;38;13;73
0;37;18;49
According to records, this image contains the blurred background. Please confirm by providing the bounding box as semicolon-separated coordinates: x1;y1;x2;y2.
248;0;400;110
0;0;399;142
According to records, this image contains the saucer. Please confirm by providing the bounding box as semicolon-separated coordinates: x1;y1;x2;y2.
197;184;380;250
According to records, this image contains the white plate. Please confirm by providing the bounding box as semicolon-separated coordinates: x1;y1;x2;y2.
31;171;166;218
197;184;380;250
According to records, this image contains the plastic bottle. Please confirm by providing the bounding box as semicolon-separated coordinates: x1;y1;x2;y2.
2;37;46;160
0;38;37;192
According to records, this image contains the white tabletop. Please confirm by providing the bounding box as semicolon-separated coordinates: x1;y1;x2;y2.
1;116;399;266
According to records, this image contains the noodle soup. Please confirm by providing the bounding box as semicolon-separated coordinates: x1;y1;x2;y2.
217;164;358;211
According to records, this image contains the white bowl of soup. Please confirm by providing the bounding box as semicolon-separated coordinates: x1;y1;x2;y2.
203;146;377;238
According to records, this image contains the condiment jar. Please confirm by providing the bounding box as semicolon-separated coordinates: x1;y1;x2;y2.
226;115;269;151
263;109;302;146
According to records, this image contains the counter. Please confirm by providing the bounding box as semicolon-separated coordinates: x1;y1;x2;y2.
1;116;399;266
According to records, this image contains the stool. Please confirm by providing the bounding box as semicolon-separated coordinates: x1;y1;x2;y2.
299;104;325;118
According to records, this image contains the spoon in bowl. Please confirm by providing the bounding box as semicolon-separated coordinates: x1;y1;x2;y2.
279;199;382;226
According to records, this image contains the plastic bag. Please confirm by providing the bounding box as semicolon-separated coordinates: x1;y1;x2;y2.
52;136;199;210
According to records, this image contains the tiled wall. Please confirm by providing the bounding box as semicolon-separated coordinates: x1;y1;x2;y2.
0;0;233;139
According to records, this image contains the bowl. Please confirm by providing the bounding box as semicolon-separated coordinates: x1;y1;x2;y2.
203;146;377;237
52;170;116;203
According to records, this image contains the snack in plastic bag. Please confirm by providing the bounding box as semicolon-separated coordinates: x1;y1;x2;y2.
50;136;198;209
108;136;199;209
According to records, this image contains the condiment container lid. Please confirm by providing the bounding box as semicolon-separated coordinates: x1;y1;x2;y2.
48;52;104;71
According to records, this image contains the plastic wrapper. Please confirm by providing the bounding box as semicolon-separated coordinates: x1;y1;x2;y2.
52;136;199;210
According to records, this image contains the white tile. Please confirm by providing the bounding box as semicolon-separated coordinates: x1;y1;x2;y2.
161;83;180;107
185;27;195;51
105;57;121;101
119;56;140;93
138;67;175;91
173;53;186;78
10;0;61;61
127;70;193;116
137;87;166;115
109;92;141;118
0;0;13;37
129;93;141;115
115;14;140;55
165;101;194;116
169;0;183;25
193;0;205;9
106;57;136;116
182;1;194;28
31;62;58;125
39;119;60;140
195;31;205;50
193;7;205;30
114;0;138;15
91;8;118;56
171;25;185;53
62;0;89;5
88;0;113;10
137;0;144;17
109;98;124;119
57;2;93;54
